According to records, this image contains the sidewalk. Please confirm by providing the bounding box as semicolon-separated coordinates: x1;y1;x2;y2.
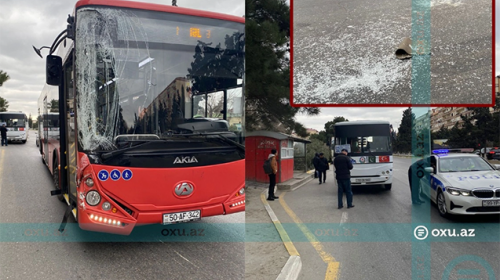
245;180;296;280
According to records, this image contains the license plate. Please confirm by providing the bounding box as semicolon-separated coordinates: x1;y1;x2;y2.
355;178;370;183
482;200;500;207
163;210;201;225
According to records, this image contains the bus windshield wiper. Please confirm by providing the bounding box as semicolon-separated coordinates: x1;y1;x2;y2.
100;140;157;160
170;132;244;151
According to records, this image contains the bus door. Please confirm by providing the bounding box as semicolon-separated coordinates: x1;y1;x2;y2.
43;98;50;164
64;54;77;202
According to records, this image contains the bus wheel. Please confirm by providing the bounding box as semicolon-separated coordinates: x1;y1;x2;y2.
384;184;392;190
53;158;65;202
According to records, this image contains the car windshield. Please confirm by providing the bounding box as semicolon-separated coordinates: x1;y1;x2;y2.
439;156;493;172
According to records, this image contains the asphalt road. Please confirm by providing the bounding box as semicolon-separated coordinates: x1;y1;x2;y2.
269;156;500;279
0;131;244;280
292;0;492;105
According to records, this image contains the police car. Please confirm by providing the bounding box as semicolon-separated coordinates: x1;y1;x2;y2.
419;150;500;217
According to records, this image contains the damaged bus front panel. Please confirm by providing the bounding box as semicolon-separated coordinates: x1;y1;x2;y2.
66;1;245;235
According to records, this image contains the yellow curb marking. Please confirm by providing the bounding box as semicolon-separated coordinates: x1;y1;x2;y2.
260;192;299;256
279;192;341;280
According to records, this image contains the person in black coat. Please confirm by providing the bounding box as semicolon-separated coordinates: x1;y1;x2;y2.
312;153;320;180
333;149;354;209
0;123;8;146
318;153;329;184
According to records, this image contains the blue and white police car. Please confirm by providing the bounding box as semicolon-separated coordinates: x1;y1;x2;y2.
419;150;500;217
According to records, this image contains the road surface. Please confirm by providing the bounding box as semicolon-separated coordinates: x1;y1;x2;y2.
268;156;500;279
0;131;244;280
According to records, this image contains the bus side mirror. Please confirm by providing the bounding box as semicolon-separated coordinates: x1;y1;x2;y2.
46;55;63;86
424;167;434;173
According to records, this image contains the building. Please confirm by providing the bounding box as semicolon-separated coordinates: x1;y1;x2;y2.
414;110;432;132
430;107;473;132
306;128;319;135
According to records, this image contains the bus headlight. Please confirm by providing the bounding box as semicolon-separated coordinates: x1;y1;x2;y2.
239;188;245;195
86;191;101;206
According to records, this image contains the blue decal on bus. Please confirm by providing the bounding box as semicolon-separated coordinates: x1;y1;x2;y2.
122;169;133;181
110;169;121;181
98;170;109;181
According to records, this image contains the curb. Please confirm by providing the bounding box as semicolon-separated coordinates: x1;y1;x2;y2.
276;255;302;280
260;189;302;280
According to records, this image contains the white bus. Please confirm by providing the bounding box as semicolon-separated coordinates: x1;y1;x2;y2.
333;120;394;190
0;112;29;144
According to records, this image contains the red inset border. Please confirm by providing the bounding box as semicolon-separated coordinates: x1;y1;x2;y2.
289;0;495;108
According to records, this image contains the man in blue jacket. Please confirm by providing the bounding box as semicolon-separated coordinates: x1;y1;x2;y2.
333;149;354;209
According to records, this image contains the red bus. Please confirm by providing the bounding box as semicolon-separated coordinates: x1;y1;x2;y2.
34;0;245;235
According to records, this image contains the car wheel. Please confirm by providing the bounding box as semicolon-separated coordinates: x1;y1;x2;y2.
21;140;26;144
384;184;392;190
437;190;449;218
53;157;65;202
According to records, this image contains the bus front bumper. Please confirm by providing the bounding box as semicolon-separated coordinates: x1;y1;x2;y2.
78;198;245;235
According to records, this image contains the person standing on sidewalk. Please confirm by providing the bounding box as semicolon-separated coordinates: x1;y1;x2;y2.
0;123;8;146
267;149;279;201
318;153;329;184
333;149;353;209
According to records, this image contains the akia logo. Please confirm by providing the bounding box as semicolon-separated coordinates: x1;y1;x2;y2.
173;156;198;164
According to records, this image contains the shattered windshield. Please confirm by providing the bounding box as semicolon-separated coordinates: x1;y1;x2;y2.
75;7;244;152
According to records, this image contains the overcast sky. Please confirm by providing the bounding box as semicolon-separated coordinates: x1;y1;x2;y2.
0;0;244;119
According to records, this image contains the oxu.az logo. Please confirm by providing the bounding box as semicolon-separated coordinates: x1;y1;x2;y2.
173;156;198;164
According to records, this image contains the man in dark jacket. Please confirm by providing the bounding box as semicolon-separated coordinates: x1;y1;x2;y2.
312;153;320;179
333;149;354;209
318;153;329;184
0;123;7;146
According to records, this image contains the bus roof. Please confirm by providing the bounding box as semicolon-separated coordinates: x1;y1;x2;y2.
75;0;245;24
335;120;390;126
0;111;26;115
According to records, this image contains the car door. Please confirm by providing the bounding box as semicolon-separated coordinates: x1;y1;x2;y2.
428;156;438;200
419;156;433;199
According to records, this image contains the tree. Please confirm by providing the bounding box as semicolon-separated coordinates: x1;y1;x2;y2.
306;139;331;169
245;0;318;136
394;108;413;153
50;99;59;112
0;97;8;112
0;70;9;112
324;116;349;146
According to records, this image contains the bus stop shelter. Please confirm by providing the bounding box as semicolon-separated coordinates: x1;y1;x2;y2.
245;131;310;183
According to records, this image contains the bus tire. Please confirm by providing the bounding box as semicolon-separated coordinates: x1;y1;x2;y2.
384;184;392;190
53;157;65;202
